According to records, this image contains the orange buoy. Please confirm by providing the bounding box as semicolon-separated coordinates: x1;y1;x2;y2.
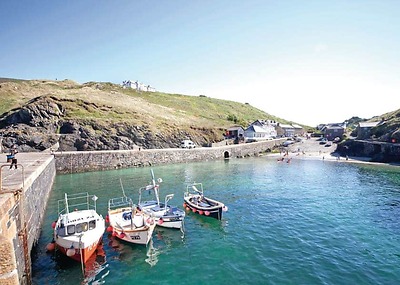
119;232;126;239
192;208;196;213
51;221;56;229
198;210;204;215
105;215;110;223
158;218;164;225
106;226;113;232
183;203;187;208
186;207;190;211
46;242;55;251
66;247;75;257
205;211;210;216
112;231;118;237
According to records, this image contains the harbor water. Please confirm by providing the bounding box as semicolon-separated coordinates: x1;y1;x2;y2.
31;156;400;285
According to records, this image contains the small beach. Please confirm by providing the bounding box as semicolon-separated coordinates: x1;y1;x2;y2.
270;137;400;167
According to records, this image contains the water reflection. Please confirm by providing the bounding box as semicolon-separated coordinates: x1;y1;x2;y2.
82;242;108;285
145;239;159;267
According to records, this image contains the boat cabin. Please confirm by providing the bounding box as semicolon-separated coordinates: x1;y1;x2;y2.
56;210;99;237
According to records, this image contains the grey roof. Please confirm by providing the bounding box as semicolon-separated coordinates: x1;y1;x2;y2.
245;125;268;133
326;125;345;130
279;124;294;129
358;122;380;128
291;124;303;129
227;126;244;131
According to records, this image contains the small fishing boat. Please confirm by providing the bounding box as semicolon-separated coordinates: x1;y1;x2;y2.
138;170;185;230
107;195;156;245
53;192;105;264
183;183;228;220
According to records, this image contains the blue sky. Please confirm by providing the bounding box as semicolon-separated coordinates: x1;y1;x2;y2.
1;0;399;126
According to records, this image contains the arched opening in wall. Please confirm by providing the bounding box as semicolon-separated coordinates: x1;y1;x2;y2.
224;151;230;159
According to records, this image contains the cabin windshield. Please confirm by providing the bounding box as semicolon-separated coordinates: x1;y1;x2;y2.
89;220;96;230
67;225;75;235
66;221;94;235
76;222;89;233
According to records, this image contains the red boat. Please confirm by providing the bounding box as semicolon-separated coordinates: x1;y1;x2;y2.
53;192;105;263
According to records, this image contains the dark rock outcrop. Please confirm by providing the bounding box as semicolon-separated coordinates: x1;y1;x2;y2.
0;96;223;152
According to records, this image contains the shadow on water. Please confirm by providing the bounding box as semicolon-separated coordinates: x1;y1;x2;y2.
105;227;186;269
82;242;109;285
31;241;109;285
183;210;229;234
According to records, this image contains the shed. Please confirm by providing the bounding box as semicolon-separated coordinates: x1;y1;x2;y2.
356;121;380;139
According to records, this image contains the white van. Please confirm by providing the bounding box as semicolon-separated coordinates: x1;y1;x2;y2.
181;140;196;149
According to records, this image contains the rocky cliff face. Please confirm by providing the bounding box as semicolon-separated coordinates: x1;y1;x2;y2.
0;95;223;152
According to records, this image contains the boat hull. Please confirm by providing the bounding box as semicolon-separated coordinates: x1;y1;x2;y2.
111;224;155;245
153;215;184;229
56;237;102;263
139;201;185;229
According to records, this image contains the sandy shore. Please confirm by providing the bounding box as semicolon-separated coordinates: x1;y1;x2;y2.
267;137;400;167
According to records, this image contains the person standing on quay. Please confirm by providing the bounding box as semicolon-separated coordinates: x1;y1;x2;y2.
9;146;18;169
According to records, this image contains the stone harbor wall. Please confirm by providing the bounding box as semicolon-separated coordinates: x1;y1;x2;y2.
54;139;286;174
337;140;400;162
0;156;55;285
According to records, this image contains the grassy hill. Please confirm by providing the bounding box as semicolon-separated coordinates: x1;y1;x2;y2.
0;78;291;129
369;109;400;141
0;78;295;151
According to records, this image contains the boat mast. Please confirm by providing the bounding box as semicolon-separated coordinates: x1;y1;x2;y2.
120;178;127;198
64;193;70;214
151;169;160;205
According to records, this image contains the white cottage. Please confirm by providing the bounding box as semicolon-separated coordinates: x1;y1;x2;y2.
244;125;276;142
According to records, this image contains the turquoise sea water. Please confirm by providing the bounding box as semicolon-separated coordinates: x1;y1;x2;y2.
31;157;400;285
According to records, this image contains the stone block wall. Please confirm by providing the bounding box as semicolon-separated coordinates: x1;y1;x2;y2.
55;139;285;173
0;158;55;285
338;140;400;162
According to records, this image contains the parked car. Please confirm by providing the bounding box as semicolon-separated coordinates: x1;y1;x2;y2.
283;140;294;147
319;138;327;145
181;140;196;149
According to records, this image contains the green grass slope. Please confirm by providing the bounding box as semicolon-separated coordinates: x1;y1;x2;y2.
0;78;292;131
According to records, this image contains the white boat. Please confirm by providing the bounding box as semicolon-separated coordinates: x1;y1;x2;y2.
107;195;156;245
138;170;185;230
184;182;228;220
53;192;105;264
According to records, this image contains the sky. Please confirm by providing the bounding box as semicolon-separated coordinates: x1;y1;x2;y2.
1;0;399;127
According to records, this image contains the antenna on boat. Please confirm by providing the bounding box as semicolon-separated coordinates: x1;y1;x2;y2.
120;178;127;197
64;193;70;214
150;169;156;187
150;169;160;205
92;195;98;212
